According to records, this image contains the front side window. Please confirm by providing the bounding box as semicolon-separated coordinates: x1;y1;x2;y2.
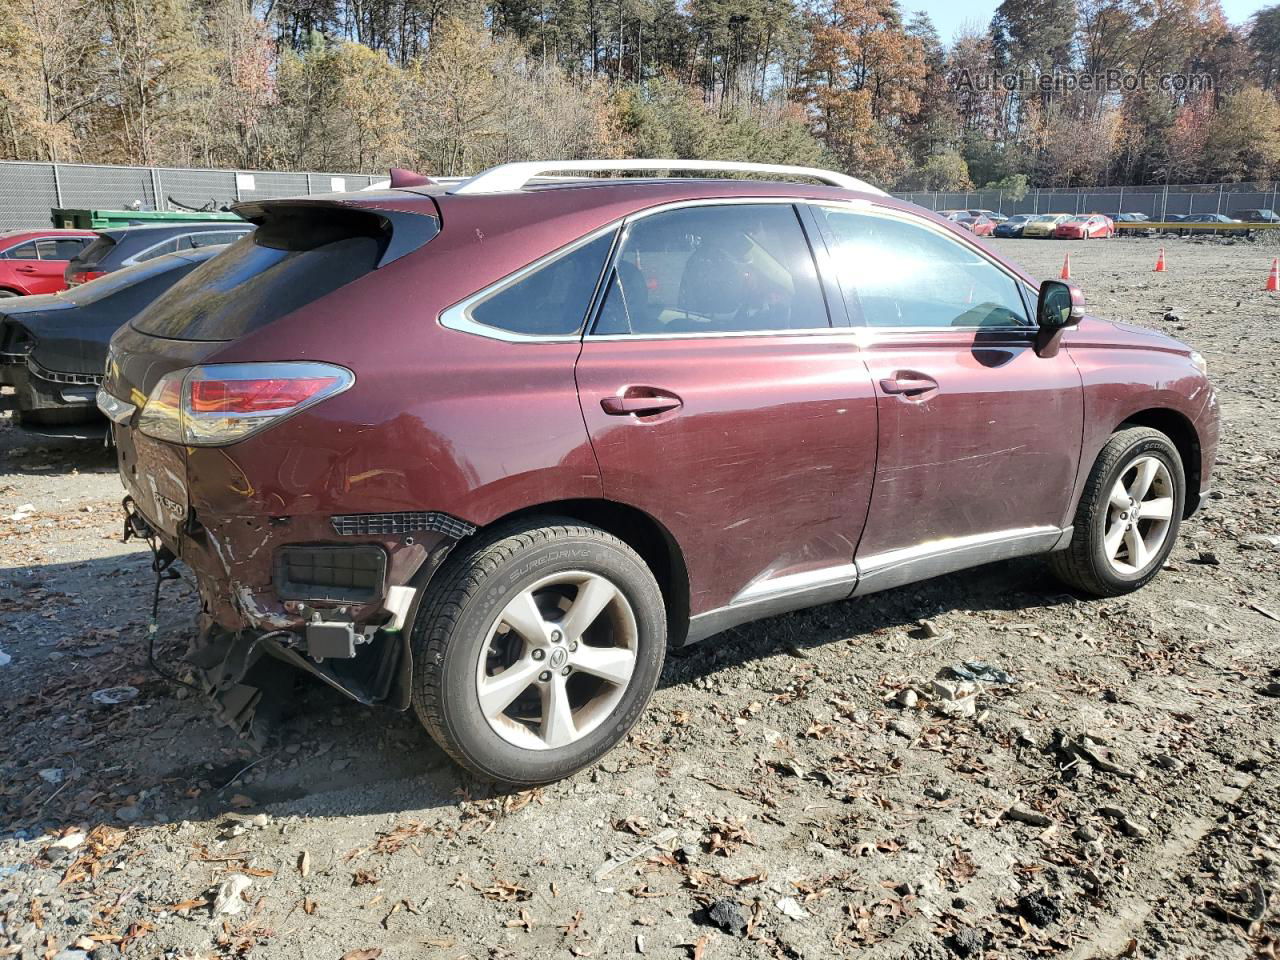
819;208;1029;329
465;231;615;337
593;203;828;336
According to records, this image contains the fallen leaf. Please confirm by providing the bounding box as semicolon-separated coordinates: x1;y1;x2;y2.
340;949;382;960
298;850;310;877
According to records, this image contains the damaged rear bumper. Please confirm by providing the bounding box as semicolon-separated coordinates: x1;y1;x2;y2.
123;496;472;730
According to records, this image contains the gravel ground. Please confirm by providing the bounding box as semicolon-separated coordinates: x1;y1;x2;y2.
1;235;1278;960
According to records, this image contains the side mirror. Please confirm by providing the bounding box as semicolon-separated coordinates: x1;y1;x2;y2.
1037;280;1085;329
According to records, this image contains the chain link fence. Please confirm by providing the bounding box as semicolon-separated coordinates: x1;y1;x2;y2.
893;182;1280;220
0;161;381;232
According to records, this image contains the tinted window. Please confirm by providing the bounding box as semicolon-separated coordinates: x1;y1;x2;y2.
189;229;247;248
130;229;386;341
133;237;181;262
4;242;37;260
468;232;614;336
42;238;89;259
74;235;115;267
820;209;1029;329
593;204;827;336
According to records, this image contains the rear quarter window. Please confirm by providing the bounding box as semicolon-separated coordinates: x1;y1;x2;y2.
464;232;615;337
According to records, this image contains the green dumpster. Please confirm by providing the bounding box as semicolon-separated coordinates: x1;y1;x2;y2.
51;208;244;229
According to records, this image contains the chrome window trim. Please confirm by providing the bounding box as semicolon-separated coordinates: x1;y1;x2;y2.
812;200;1037;331
0;239;41;259
441;194;1041;345
437;223;621;344
0;236;88;259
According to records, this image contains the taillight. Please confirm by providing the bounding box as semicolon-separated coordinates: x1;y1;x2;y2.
68;270;106;286
135;362;353;446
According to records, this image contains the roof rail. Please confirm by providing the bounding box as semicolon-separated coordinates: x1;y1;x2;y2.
446;159;886;196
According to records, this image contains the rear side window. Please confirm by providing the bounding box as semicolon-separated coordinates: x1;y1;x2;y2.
820;208;1028;329
189;229;247;248
466;232;614;336
3;242;37;260
133;237;182;263
130;208;413;341
593;204;827;336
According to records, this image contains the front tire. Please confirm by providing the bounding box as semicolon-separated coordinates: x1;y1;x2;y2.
411;518;666;785
1050;427;1185;596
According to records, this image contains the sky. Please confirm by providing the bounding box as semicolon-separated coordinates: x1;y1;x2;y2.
920;0;1270;43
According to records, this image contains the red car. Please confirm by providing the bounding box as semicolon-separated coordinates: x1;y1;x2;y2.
0;229;97;297
1054;214;1114;239
946;212;995;236
99;160;1218;784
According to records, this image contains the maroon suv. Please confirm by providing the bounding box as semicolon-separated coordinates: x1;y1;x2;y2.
98;160;1218;785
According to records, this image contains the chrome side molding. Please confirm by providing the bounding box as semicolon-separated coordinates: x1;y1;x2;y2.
684;525;1072;644
854;526;1067;596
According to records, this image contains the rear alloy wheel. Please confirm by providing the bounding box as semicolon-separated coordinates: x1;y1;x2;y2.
1050;427;1185;596
412;519;665;784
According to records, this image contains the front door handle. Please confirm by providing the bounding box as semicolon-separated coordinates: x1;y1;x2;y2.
601;390;682;416
879;374;938;396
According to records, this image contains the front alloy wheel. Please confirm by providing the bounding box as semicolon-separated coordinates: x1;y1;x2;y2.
412;519;665;785
1101;456;1176;576
1050;427;1185;596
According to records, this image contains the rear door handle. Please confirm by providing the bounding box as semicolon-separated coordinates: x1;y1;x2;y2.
601;390;683;416
15;266;36;273
879;374;939;396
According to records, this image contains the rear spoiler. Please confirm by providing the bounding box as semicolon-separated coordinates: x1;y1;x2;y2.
231;197;440;269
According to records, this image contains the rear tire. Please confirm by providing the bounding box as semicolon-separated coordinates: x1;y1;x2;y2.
0;289;20;298
1050;427;1184;596
411;518;666;785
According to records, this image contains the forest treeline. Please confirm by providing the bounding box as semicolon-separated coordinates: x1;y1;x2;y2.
3;0;1280;189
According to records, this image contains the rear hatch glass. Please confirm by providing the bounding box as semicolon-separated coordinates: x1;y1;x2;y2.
130;205;433;341
70;235;116;270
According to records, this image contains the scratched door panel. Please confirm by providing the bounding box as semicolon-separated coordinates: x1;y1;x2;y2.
856;328;1083;557
576;333;877;616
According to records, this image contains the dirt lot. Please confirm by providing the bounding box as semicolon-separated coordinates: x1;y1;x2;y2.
1;235;1278;960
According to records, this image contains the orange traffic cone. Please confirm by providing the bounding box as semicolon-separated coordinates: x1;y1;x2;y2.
1153;247;1166;273
1060;253;1071;280
1266;258;1280;292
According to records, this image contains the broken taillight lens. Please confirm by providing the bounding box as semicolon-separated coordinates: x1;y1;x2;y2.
135;362;353;446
